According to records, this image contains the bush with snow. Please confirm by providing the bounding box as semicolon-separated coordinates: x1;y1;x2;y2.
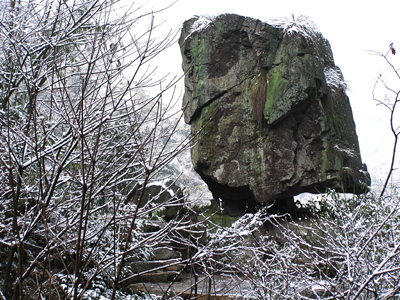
204;189;400;299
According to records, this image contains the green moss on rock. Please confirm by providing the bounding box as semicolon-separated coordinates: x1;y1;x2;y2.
264;66;289;124
179;13;371;208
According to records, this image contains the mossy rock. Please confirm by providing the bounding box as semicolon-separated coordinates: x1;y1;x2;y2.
179;13;370;214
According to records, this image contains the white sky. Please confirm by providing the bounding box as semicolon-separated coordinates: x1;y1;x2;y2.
135;0;400;186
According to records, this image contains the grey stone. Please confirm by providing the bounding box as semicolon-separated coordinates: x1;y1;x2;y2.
153;247;175;260
179;14;370;214
128;180;184;219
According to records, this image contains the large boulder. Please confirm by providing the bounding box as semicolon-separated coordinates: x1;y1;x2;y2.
179;14;370;213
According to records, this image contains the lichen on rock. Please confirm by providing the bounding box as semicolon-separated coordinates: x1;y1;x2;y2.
179;14;370;215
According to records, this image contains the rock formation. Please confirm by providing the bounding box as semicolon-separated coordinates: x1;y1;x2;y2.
128;180;184;219
179;14;370;214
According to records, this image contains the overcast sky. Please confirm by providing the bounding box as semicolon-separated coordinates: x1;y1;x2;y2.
136;0;400;186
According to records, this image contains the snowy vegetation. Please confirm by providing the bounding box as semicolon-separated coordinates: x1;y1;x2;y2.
269;14;320;41
207;189;400;299
1;2;400;300
0;0;194;299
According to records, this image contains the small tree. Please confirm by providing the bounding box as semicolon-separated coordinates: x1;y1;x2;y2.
370;44;400;197
0;0;195;299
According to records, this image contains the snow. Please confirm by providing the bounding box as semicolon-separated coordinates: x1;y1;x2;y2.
183;14;216;42
334;144;357;157
190;15;215;34
185;14;321;47
325;66;348;92
269;14;320;40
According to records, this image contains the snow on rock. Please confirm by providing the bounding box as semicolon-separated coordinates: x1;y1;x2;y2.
179;13;371;216
325;66;348;91
268;14;320;40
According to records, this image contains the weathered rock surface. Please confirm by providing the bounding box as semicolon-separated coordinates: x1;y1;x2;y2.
179;14;370;213
128;180;184;219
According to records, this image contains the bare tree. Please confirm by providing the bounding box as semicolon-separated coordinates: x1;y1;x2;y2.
370;44;400;197
0;0;197;299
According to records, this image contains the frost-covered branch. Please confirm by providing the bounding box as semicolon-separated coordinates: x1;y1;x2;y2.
370;45;400;197
0;1;193;299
